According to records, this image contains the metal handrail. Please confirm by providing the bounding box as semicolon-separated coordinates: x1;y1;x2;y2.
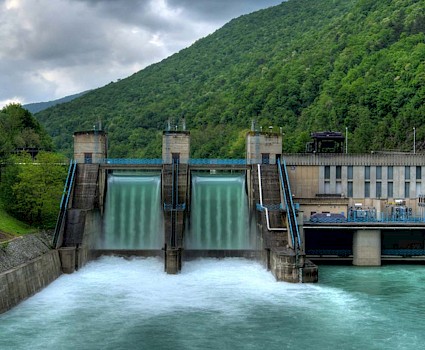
59;160;74;209
53;160;77;248
278;158;302;249
63;162;77;212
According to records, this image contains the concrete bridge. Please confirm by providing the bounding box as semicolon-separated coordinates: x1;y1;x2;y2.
52;129;425;283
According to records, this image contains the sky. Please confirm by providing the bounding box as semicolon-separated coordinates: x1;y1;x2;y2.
0;0;282;108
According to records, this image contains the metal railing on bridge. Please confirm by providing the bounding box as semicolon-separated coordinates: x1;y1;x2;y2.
189;159;246;165
309;215;425;224
102;158;163;165
382;249;425;256
306;249;353;256
101;158;247;165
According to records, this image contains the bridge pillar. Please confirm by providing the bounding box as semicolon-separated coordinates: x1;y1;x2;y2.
165;248;182;274
353;229;381;266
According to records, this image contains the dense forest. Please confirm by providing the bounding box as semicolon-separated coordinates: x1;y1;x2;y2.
35;0;425;157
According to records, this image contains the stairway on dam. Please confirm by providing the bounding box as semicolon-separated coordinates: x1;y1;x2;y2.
53;163;100;273
251;165;288;249
63;164;99;246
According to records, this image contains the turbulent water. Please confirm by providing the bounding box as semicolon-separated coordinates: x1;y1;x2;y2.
1;258;425;350
186;174;253;249
97;173;163;249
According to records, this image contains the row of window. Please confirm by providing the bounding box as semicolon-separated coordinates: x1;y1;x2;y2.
325;166;422;181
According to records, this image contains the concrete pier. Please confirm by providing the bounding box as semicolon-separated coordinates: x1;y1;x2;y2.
165;248;182;274
58;247;76;274
353;229;381;266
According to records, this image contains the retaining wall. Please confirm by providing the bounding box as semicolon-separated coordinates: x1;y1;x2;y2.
0;249;61;314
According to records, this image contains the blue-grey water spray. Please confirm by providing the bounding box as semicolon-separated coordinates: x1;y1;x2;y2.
96;172;163;249
186;173;252;249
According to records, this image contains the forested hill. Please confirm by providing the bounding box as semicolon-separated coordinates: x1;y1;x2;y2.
24;91;90;114
35;0;425;158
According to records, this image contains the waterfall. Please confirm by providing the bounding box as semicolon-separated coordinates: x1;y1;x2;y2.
97;172;163;249
186;173;252;249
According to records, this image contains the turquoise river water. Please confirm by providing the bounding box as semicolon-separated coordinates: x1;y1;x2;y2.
1;258;425;350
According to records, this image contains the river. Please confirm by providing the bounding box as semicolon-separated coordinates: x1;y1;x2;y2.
1;257;424;349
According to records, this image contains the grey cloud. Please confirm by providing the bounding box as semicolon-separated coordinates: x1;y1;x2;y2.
0;0;282;106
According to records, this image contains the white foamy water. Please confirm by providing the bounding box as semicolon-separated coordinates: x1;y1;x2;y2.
1;258;425;349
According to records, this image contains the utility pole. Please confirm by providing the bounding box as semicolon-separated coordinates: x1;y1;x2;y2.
413;127;416;154
345;127;348;154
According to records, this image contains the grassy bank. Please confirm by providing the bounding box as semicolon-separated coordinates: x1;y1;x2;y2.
0;200;36;237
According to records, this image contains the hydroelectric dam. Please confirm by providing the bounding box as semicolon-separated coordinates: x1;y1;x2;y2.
52;129;316;283
52;129;425;284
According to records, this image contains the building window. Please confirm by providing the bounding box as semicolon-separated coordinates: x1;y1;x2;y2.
84;153;92;164
336;166;342;179
376;182;382;198
388;166;393;180
324;181;330;194
376;166;382;180
336;181;342;194
324;166;330;179
405;166;410;180
365;182;370;198
347;182;353;197
347;166;353;180
261;153;270;164
405;182;410;198
365;166;370;180
388;182;393;198
416;166;422;180
416;182;421;197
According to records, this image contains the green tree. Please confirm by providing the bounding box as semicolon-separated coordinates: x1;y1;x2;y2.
0;104;53;158
0;152;67;227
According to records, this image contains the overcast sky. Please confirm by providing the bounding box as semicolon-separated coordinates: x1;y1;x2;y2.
0;0;282;108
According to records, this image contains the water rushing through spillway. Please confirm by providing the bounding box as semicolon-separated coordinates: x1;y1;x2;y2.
96;172;163;249
1;258;425;349
186;173;253;249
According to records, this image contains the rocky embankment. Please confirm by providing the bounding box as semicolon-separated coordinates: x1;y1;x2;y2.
0;232;53;273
